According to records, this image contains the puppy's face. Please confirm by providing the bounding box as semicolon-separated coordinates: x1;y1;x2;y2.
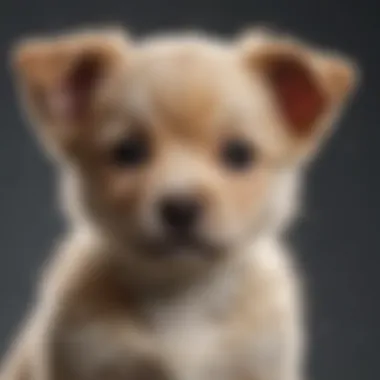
12;29;357;261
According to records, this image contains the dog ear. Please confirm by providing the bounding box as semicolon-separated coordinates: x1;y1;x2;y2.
239;29;359;158
11;28;129;154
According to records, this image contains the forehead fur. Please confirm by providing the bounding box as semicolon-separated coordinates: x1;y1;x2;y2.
122;34;282;155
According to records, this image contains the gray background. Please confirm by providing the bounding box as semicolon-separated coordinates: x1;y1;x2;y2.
0;1;378;380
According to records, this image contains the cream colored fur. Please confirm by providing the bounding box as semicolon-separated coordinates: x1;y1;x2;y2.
1;27;358;380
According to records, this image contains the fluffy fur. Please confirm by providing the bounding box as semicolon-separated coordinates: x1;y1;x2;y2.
1;26;358;380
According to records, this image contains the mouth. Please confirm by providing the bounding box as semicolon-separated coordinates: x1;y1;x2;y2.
134;233;219;260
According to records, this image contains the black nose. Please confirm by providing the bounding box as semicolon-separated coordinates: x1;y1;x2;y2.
159;196;202;232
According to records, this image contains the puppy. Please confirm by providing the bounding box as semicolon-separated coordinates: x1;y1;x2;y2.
1;27;358;380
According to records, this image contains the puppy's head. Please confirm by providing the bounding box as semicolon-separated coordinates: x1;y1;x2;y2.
11;28;358;264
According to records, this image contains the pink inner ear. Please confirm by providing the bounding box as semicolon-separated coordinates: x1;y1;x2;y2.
268;58;325;137
55;53;104;122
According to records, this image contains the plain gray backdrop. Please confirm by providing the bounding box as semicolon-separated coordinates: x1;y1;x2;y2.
0;1;378;380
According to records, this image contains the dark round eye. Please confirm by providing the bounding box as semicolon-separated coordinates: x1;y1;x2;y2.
221;139;256;170
111;133;150;167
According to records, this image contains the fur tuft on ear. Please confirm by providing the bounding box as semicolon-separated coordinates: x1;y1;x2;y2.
238;29;359;142
10;28;130;158
11;28;129;127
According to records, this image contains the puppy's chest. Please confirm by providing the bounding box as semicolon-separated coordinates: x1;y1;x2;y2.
147;263;290;380
147;275;266;380
150;299;233;380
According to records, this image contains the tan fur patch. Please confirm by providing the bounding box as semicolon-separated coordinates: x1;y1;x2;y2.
3;27;359;380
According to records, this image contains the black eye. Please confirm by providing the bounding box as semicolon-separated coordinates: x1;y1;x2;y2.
111;133;150;167
221;139;256;170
